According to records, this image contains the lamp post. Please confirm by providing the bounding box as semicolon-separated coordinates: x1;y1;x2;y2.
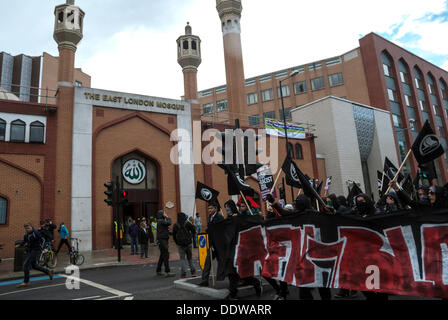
279;70;299;157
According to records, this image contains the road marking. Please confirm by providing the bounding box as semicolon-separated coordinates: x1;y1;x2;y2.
73;295;101;300
124;296;134;300
0;275;63;287
60;275;131;298
0;283;66;296
93;262;119;266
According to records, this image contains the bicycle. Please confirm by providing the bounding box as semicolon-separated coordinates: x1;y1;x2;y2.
69;238;85;266
38;242;57;268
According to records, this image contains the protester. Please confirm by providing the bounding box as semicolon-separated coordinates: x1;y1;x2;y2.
55;222;71;254
237;196;261;215
156;210;175;277
44;219;57;244
38;221;52;246
390;181;447;210
173;212;197;279
194;212;202;235
16;223;54;288
354;194;376;218
138;221;149;259
383;192;402;214
150;217;158;247
188;216;198;248
199;201;224;287
224;200;239;218
128;219;139;255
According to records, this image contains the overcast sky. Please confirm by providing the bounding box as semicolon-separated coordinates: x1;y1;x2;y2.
1;0;447;100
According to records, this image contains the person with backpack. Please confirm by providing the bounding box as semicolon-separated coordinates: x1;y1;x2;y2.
56;222;71;255
173;212;197;279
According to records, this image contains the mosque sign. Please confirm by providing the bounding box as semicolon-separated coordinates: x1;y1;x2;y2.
122;159;146;185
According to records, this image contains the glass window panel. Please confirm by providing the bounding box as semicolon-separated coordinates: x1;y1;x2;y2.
311;77;325;91
0;197;7;225
10;120;25;142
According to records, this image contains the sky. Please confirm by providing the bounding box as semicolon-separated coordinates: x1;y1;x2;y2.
1;0;447;100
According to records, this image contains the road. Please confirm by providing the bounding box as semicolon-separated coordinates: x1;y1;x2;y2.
0;260;439;300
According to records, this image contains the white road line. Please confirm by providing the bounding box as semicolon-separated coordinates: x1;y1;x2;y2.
73;295;101;300
93;262;119;266
60;275;131;298
0;283;66;296
124;296;134;300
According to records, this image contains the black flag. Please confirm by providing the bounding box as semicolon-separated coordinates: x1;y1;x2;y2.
384;157;404;183
412;120;445;165
195;182;220;203
282;156;303;189
347;182;363;207
401;175;415;198
227;170;254;197
281;156;327;209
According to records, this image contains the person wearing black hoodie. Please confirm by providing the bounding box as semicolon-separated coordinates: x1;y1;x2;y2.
156;210;175;277
354;194;376;218
390;181;447;210
173;212;197;279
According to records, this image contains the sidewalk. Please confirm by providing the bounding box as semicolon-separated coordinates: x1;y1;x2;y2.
0;242;196;282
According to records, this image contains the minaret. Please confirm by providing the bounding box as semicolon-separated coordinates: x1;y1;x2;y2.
53;0;84;85
177;22;202;121
216;0;246;118
52;1;87;249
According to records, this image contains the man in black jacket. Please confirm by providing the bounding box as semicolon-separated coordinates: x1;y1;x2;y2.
199;201;224;287
173;212;197;279
156;210;175;277
138;221;150;259
16;223;54;288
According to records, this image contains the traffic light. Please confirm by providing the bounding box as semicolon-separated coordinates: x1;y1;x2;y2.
119;190;128;204
104;182;115;206
419;161;437;182
243;131;264;176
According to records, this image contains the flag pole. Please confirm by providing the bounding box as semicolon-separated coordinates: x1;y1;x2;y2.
240;191;254;215
270;170;283;195
208;241;216;288
384;149;413;194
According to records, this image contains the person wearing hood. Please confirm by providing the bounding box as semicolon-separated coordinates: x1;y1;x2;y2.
224;200;239;219
354;194;376;218
383;191;402;214
156;210;175;277
390;181;447;210
237;196;261;216
173;212;197;279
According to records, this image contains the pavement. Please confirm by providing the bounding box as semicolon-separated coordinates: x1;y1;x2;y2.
0;242;193;282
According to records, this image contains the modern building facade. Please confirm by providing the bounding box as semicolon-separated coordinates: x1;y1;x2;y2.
0;51;90;103
291;96;398;199
198;32;448;183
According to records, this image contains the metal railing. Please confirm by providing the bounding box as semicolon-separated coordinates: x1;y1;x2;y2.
0;82;57;106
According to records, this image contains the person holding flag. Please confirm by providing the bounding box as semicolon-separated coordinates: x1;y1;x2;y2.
237;196;261;216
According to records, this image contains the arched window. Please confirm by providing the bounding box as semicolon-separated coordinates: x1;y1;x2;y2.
183;40;189;50
295;143;303;159
0;196;7;225
0;118;5;141
29;121;45;143
10;119;25;142
287;142;294;159
191;40;197;50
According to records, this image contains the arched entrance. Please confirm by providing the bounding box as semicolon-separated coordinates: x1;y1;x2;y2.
112;151;159;244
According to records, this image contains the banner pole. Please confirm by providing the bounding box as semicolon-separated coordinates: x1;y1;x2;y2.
270;170;283;195
208;241;216;288
240;191;254;215
297;189;302;197
384;149;413;194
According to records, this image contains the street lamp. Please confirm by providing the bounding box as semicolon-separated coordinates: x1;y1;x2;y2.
279;70;300;157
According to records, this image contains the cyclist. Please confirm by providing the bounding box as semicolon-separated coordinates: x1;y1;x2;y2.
16;222;54;288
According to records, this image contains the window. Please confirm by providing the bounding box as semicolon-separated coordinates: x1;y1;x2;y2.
10;119;25;142
399;71;410;84
326;57;342;67
308;62;322;71
245;78;256;86
29;121;44;143
310;77;325;91
259;74;272;83
287;143;294;159
199;90;212;97
248;115;260;127
409;119;416;131
246;92;258;105
328;73;344;87
192;41;197;50
0;197;6;225
404;95;413;107
183;40;188;50
263;111;276;122
294;81;307;95
419;100;426;111
75;80;82;87
275;70;288;79
215;86;226;94
433;105;438;116
261;89;274;102
387;88;397;102
0;119;5;141
392;114;402;128
383;64;392;77
277;85;290;98
203;103;214;115
216;99;228;112
279;108;292;122
295;144;303;159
